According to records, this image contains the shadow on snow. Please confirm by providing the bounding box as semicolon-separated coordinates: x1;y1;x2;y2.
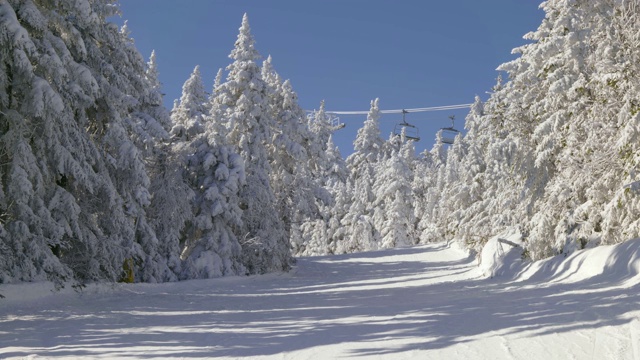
1;243;639;358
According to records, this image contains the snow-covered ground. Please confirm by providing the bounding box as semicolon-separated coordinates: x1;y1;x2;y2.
1;239;640;359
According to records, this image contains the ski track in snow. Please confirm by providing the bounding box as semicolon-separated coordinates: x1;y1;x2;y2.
1;241;640;359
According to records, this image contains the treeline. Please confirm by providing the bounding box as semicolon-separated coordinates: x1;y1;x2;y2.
2;0;639;286
0;2;310;284
428;0;640;260
299;0;640;262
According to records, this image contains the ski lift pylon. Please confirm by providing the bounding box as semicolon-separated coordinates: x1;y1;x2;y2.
440;115;460;145
394;109;420;141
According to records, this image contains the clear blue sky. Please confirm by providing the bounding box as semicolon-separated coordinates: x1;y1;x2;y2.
115;1;544;155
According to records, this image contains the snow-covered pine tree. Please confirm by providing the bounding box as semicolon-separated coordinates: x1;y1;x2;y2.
161;59;249;279
212;68;224;97
474;0;635;259
213;14;290;274
170;66;208;141
141;51;172;130
579;0;640;249
412;149;434;243
443;98;489;249
434;131;469;243
324;135;349;188
374;131;417;248
416;131;448;243
176;136;246;279
146;141;193;281
117;38;185;283
449;0;640;261
299;134;349;256
325;180;351;254
307;101;334;164
261;56;326;253
141;50;193;281
0;0;171;283
337;99;384;253
0;0;69;283
454;79;523;253
349;98;384;168
498;0;594;258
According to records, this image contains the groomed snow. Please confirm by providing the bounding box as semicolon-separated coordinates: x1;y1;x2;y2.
1;240;640;359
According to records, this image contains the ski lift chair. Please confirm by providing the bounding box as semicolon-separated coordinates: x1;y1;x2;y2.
328;113;346;130
394;110;420;141
440;115;460;144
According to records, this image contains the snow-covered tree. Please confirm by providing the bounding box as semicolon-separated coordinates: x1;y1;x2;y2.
261;56;326;253
435;0;640;261
324;135;349;187
158;64;247;279
0;0;172;284
138;51;172;134
177;137;246;279
349;98;384;168
299;134;350;256
212;14;290;274
308;101;334;161
336;99;384;253
170;66;208;141
146;143;193;281
374;132;417;248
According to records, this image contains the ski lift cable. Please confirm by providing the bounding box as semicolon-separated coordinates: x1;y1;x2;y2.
306;103;473;116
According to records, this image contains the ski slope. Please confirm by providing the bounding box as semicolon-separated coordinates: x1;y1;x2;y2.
1;239;640;359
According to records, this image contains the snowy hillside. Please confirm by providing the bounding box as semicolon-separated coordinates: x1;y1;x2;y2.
2;240;639;359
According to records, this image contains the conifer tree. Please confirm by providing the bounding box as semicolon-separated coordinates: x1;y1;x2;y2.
374;132;417;248
139;51;173;133
324;135;349;187
161;64;247;279
417;133;448;243
143;50;193;280
443;98;489;248
261;56;325;252
146;142;193;281
413;149;436;243
213;14;290;274
177;136;246;279
170;66;208;141
125;48;185;282
349;98;384;168
308;101;334;161
337;99;384;253
299;135;349;256
0;0;170;283
442;0;640;260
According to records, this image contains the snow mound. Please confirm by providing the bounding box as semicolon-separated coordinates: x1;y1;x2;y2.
480;230;640;285
479;228;640;286
514;238;640;284
478;227;524;278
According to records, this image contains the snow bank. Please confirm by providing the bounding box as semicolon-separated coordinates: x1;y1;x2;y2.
514;238;640;284
478;227;524;278
480;230;640;285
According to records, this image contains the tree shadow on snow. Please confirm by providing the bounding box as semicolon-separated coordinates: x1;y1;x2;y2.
1;243;639;358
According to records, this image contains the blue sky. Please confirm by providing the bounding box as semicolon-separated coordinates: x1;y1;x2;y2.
115;1;544;155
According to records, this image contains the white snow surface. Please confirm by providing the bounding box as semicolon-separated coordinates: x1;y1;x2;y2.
2;240;640;359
